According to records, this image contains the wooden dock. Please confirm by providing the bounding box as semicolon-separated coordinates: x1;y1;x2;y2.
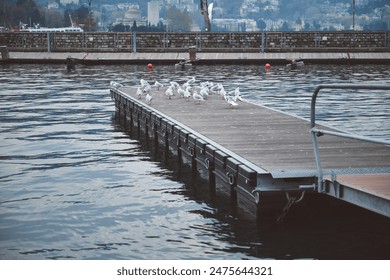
110;84;390;220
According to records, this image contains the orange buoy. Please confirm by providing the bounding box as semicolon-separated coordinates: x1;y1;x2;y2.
265;63;271;70
147;63;153;70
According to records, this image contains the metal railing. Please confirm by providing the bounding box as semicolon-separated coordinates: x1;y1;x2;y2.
310;84;390;192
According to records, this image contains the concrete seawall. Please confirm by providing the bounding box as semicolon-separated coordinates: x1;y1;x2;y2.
1;31;389;65
3;51;390;65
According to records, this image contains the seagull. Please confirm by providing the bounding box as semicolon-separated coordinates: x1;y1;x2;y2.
165;86;174;99
140;79;150;87
177;86;186;98
199;87;209;99
224;92;239;108
210;83;223;94
187;77;196;85
234;87;244;101
193;91;205;104
145;93;153;105
143;84;152;94
136;87;143;99
169;81;180;89
226;87;243;102
153;81;164;90
226;98;238;108
110;81;123;89
183;87;192;101
219;86;227;99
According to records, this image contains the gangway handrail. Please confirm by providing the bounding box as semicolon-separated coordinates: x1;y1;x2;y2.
310;84;390;192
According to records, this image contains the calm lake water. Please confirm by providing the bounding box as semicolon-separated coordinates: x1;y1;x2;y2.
0;63;389;260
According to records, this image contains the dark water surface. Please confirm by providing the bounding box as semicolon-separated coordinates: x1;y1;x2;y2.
0;64;389;260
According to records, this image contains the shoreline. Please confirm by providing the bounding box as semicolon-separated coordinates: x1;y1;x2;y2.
2;51;390;65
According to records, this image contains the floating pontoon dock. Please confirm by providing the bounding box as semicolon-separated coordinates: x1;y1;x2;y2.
110;84;390;220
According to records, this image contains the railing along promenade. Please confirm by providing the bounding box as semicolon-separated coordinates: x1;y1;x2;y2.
1;31;389;53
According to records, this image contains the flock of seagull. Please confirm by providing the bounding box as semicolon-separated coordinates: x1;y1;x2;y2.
110;77;244;108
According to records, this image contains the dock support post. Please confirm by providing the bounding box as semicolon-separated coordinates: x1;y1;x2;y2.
153;125;159;153
208;163;216;194
0;46;9;60
136;113;141;138
177;140;182;171
145;119;150;146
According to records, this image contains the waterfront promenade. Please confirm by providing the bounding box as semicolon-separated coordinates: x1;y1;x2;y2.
3;51;390;65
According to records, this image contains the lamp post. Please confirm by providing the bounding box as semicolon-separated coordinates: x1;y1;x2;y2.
352;0;355;31
88;0;92;31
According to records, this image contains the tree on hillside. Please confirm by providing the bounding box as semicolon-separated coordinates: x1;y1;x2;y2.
166;6;192;32
257;18;266;31
42;8;64;28
64;5;97;31
16;0;42;27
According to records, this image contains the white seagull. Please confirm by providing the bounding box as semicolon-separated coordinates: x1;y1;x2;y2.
177;86;186;98
143;84;152;94
193;91;205;104
183;87;192;101
165;86;174;99
169;81;180;89
110;81;123;89
140;79;150;87
224;93;239;108
145;93;153;105
136;87;143;99
153;81;164;90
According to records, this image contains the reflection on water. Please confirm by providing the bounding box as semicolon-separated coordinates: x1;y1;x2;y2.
0;64;389;260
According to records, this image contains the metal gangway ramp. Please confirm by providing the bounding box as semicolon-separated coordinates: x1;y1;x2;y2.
310;84;390;217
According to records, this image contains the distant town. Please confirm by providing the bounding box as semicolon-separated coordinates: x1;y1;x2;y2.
1;0;389;32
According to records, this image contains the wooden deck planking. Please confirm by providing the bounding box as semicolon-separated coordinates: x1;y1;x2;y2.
121;86;390;176
332;174;390;199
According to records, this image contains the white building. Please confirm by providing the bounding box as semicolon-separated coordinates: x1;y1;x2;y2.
48;1;60;10
148;1;160;26
60;0;80;5
114;5;147;27
213;19;258;32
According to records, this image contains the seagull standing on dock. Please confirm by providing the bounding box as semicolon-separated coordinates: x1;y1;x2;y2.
223;91;239;108
145;93;153;105
193;91;205;104
153;81;164;90
140;79;150;87
187;77;196;85
110;81;124;89
234;87;244;101
165;86;174;99
226;87;244;102
177;86;186;98
199;86;209;99
169;81;180;89
136;87;143;99
143;84;152;94
183;87;192;101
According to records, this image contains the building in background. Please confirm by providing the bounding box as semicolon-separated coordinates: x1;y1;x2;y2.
113;5;147;28
59;0;80;5
148;1;160;26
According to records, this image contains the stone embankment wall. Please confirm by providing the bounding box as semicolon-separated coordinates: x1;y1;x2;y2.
0;31;389;52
